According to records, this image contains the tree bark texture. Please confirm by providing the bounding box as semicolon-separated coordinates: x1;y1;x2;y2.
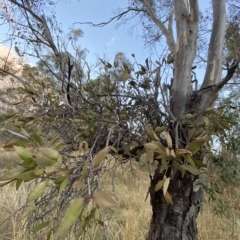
146;170;204;240
145;1;227;238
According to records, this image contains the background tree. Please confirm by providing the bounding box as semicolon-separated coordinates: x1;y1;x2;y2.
0;1;240;240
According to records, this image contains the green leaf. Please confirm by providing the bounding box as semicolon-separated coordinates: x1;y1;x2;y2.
0;167;25;181
167;53;175;64
34;152;57;167
144;141;166;155
21;157;35;169
193;159;207;167
155;179;164;192
16;179;23;190
219;120;230;130
138;64;146;73
93;146;110;167
14;45;20;56
17;170;37;181
182;165;200;175
14;146;33;161
155;126;167;134
185;137;208;155
59;178;68;193
144;142;158;150
5;110;17;118
93;190;117;208
163;177;170;196
29;181;46;201
176;149;192;157
135;70;145;76
82;163;88;180
202;108;218;116
33;166;44;176
160;158;168;173
32;221;50;232
106;62;112;68
78;207;98;236
33;129;43;145
54;176;67;184
183;154;197;168
39;148;60;160
144;124;160;141
57;198;84;239
145;58;149;70
21;128;31;138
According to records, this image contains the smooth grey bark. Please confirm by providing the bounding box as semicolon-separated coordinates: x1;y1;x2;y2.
140;1;231;240
201;0;226;89
171;0;199;117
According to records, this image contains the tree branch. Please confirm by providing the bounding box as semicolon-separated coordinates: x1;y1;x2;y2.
168;9;175;47
0;68;47;104
9;0;59;57
73;8;145;27
199;60;239;110
216;60;240;89
201;0;226;89
139;0;176;53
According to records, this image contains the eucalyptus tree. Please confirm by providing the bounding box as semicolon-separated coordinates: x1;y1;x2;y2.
131;1;240;239
0;1;240;240
80;0;240;239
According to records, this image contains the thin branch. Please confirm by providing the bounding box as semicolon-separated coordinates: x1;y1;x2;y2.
216;60;240;89
139;0;176;53
0;68;47;104
73;8;145;27
0;68;26;86
168;9;175;47
9;0;59;57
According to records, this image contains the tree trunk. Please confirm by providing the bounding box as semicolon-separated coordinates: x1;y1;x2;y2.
146;171;204;240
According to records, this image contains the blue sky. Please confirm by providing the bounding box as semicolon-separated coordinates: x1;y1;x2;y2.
55;0;151;64
53;0;210;64
0;0;210;76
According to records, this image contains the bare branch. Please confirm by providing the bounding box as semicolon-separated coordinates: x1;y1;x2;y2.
0;68;26;86
139;0;176;53
0;67;47;104
73;8;145;27
199;60;239;110
8;0;59;56
217;60;240;88
168;9;175;46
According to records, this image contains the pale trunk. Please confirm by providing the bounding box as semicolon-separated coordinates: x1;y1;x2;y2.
171;0;199;117
146;1;226;239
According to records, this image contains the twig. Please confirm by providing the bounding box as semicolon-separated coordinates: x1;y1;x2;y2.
73;8;145;27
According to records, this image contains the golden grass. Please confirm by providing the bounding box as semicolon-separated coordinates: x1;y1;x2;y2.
197;184;240;240
0;149;21;169
0;153;240;240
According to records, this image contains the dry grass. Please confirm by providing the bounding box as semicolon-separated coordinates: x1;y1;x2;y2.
0;152;240;240
0;149;21;169
197;184;240;240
